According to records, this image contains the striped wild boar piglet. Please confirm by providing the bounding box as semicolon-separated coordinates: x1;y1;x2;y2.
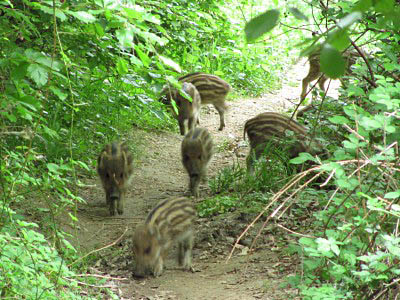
164;82;201;135
244;112;324;174
97;142;133;216
298;49;361;117
132;197;196;277
162;72;231;131
179;72;230;131
181;127;214;197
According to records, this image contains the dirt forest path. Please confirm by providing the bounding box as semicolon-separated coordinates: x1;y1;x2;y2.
67;59;338;299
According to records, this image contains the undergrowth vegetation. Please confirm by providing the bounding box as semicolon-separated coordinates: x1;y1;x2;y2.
1;0;400;298
201;0;400;299
0;0;295;297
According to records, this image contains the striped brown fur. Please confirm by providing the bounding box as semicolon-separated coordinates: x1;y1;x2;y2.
132;197;196;277
244;112;323;173
298;50;361;117
97;142;133;216
163;72;231;131
181;127;214;197
167;82;201;135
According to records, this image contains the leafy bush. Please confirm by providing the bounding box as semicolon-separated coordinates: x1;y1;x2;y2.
244;0;400;297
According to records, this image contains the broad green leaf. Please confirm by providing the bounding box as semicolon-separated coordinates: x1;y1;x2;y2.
17;105;33;121
27;64;48;86
2;0;13;8
130;55;143;67
359;117;381;130
353;0;373;12
245;9;280;43
116;58;129;75
337;11;362;29
384;191;400;199
329;116;349;124
67;11;97;23
47;163;60;174
158;55;181;73
116;28;134;48
35;4;67;21
343;140;358;149
62;237;77;252
123;7;145;20
290;152;315;164
50;86;67;101
94;23;104;37
347;85;366;97
36;57;61;71
299;237;316;246
135;45;151;67
42;126;60;139
328;29;350;51
2;111;17;122
19;96;41;111
288;7;308;21
143;13;161;25
320;44;346;79
11;62;29;80
187;28;197;37
25;48;42;60
374;0;395;13
139;31;166;46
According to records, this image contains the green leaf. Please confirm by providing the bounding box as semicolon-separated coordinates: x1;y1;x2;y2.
27;64;48;86
116;28;134;48
288;7;308;21
374;0;395;14
47;163;61;174
123;7;145;20
245;9;280;43
320;44;346;79
329;116;349;124
62;237;77;252
299;237;316;247
116;58;129;75
94;23;104;37
384;191;400;199
42;126;60;139
158;55;181;73
11;62;29;80
353;0;373;12
67;11;97;23
35;4;67;21
359;117;381;130
135;45;151;67
130;55;143;67
337;11;362;29
290;152;315;164
327;29;350;51
19;96;41;111
50;86;67;101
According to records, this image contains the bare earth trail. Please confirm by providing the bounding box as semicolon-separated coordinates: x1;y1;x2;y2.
69;60;340;299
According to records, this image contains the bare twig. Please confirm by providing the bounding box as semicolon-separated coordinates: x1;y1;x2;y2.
276;224;315;238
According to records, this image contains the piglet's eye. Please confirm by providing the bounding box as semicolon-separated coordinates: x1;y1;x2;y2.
144;247;151;255
120;173;123;178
